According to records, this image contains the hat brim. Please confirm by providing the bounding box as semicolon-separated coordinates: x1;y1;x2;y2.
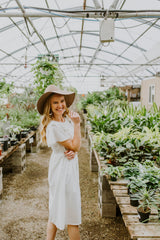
37;91;75;115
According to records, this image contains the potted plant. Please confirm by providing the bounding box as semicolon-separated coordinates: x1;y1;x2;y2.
6;125;22;142
141;170;160;191
132;188;157;223
105;165;121;181
10;136;18;146
21;128;30;138
127;177;147;207
123;161;140;179
31;58;63;98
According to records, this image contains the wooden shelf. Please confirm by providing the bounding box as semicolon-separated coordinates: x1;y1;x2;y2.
0;131;35;164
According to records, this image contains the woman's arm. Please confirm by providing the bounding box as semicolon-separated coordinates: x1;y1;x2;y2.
58;111;81;152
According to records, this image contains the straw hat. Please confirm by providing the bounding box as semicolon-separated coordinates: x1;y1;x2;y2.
37;85;75;115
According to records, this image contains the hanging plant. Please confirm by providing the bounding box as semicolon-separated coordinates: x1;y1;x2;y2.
31;58;63;97
0;78;14;95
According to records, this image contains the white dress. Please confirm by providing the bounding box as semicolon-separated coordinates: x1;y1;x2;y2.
46;116;81;230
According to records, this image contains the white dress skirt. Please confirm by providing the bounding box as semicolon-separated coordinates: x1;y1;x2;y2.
46;116;81;230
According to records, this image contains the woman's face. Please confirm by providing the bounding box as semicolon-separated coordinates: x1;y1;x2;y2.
50;94;66;117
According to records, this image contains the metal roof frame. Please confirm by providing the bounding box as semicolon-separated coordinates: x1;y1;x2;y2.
0;0;160;92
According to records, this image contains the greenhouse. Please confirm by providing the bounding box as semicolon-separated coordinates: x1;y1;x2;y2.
0;0;160;239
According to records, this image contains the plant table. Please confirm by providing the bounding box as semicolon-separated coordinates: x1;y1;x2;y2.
0;131;36;165
0;131;37;201
85;114;160;239
108;178;160;240
90;144;160;239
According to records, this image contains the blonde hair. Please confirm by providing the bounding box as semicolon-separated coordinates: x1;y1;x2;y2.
39;93;69;144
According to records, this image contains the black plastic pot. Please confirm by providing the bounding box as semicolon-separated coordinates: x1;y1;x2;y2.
137;207;151;223
30;126;37;131
110;176;117;181
128;186;131;195
8;139;11;148
16;133;22;141
21;131;28;138
11;140;18;146
0;138;9;151
158;209;160;220
130;198;139;207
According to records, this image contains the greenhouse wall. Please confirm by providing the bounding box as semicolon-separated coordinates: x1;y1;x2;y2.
141;76;160;110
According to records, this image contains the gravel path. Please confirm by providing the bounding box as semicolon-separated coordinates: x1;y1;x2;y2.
0;131;130;240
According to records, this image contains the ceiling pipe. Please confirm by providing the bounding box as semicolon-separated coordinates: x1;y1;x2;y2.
0;11;160;18
1;63;159;66
78;0;86;64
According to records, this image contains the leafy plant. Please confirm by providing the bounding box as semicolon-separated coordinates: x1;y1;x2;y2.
32;58;63;97
123;161;140;179
128;177;147;194
132;188;157;213
6;125;22;134
104;165;122;181
0;78;14;95
78;87;126;111
141;171;160;190
9;87;38;111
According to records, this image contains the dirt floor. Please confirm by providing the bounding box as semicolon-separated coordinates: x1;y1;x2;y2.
0;130;130;240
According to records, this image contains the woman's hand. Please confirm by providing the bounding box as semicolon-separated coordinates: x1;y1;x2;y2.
64;150;76;160
69;111;80;125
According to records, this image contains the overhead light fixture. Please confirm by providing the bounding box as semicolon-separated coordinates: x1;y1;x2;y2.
99;19;115;43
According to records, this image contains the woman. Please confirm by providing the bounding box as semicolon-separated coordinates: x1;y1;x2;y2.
37;85;81;240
